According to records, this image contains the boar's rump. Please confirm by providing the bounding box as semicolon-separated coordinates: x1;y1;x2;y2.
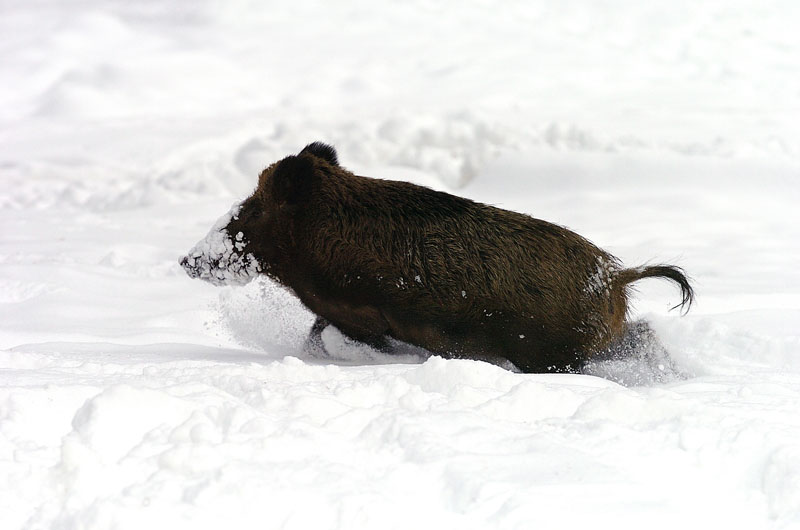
181;142;694;373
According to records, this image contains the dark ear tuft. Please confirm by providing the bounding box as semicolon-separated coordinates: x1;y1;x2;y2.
272;155;316;205
300;142;338;166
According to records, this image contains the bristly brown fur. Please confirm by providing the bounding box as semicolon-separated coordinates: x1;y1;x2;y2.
222;142;694;373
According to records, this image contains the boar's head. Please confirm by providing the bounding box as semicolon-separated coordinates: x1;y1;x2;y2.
179;141;338;286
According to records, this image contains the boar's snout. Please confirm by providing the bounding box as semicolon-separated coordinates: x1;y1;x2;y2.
179;254;200;278
180;201;263;286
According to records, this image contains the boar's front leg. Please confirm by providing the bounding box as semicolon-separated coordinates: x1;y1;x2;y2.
301;304;393;357
303;316;330;357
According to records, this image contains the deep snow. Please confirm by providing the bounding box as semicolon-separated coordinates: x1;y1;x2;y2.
1;1;800;529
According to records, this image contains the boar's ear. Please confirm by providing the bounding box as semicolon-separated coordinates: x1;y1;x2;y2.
272;155;316;206
299;141;338;166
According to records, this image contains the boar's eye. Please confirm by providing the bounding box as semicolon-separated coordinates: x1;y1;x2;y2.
237;201;262;222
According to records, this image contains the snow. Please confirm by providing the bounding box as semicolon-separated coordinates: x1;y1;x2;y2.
1;1;800;528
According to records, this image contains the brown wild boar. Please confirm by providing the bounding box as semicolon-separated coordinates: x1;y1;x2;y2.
180;142;693;373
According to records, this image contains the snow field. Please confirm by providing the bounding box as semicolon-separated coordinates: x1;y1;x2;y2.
4;347;800;529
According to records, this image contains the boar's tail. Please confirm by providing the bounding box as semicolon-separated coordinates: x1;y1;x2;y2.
617;265;695;315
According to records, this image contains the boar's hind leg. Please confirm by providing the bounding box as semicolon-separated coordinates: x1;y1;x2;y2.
591;319;688;382
303;316;330;357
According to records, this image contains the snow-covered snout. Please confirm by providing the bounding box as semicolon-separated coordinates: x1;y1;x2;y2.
180;201;262;286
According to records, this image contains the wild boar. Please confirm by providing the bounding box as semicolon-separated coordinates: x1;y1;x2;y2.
180;142;693;373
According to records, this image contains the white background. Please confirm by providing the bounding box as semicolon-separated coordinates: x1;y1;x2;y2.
1;1;799;528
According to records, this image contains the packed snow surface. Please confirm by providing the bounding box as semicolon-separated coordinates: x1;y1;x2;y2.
2;1;800;529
